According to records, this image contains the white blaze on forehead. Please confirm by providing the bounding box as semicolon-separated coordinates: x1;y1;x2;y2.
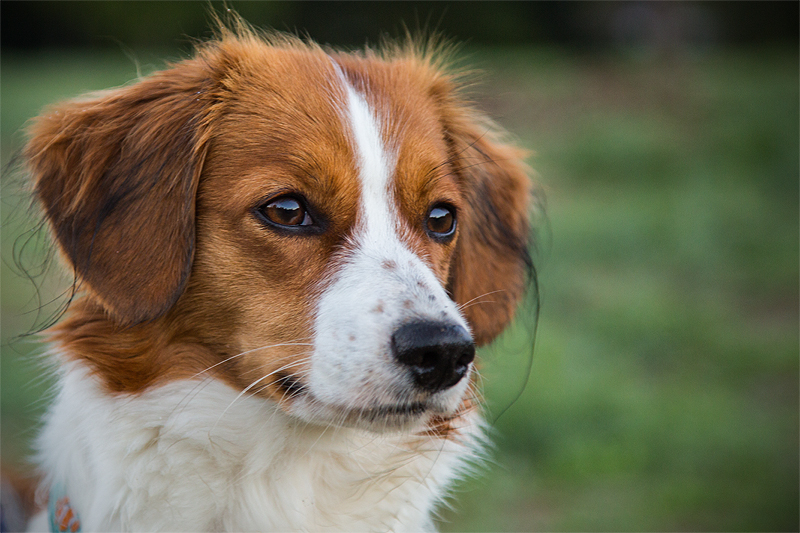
333;65;397;236
343;85;393;192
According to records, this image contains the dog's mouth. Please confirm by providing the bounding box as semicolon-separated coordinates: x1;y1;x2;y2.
353;401;428;420
275;372;440;430
323;400;432;431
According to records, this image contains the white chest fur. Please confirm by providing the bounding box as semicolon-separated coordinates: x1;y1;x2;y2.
31;363;481;532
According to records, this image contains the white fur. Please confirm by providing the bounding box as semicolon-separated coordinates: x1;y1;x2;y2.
31;363;481;532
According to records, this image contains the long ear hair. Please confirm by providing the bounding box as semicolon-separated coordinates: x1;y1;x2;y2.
440;98;535;346
24;57;217;325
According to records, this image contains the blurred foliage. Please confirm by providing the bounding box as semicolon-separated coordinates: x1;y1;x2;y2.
1;7;798;531
2;1;798;50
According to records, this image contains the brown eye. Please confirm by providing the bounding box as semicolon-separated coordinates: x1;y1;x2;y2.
426;204;456;240
256;196;313;228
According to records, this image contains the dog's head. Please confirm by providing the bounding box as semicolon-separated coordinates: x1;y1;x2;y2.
25;29;533;432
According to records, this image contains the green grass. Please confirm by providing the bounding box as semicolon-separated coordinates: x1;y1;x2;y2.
2;45;798;531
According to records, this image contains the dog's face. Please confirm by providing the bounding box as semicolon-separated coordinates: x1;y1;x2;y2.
25;33;532;432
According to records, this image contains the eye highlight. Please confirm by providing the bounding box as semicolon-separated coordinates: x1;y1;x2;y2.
254;194;319;233
426;204;457;240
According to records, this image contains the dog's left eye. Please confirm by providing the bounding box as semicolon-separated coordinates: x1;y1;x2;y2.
426;204;456;240
256;195;314;229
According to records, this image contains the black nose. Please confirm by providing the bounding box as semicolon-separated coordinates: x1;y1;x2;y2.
391;321;475;392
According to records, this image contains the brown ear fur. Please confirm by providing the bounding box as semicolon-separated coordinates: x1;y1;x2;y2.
25;58;215;325
440;98;533;346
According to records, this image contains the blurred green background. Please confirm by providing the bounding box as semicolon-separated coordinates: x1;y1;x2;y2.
2;2;798;531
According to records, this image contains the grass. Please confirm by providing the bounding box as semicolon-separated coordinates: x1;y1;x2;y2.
2;44;798;531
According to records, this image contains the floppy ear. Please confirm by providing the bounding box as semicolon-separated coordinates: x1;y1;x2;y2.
25;58;215;325
442;105;534;346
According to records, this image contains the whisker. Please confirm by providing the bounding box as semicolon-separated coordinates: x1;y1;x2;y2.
191;340;314;379
174;341;313;419
457;289;507;311
210;356;311;433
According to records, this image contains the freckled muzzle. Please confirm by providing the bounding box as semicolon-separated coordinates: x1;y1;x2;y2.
390;321;475;393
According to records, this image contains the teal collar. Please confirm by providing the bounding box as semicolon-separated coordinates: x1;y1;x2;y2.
48;484;82;532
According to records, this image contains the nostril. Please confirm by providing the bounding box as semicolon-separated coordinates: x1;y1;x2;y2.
420;350;439;370
447;346;475;386
457;345;475;368
391;321;475;392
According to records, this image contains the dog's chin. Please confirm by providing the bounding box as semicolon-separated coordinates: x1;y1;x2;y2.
287;394;459;433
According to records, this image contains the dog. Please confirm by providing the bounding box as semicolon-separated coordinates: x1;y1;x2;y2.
21;22;534;532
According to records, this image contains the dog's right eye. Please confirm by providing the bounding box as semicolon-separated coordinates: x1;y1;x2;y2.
254;195;322;233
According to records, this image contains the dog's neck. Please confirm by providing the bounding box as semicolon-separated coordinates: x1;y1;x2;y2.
34;361;481;531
